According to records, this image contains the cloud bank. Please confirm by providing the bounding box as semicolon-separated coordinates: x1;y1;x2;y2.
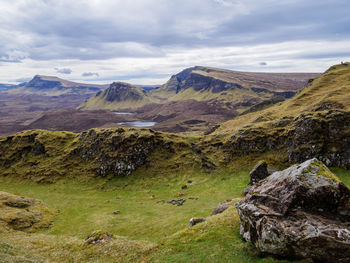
0;0;349;84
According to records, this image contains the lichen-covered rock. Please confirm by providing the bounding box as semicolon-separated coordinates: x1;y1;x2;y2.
223;109;350;169
248;160;269;185
287;110;350;168
211;201;231;216
0;191;56;232
72;128;175;177
236;158;350;263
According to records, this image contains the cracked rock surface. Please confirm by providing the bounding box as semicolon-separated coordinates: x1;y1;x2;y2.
236;158;350;263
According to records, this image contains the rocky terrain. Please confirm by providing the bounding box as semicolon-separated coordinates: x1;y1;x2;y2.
237;158;350;262
1;63;350;263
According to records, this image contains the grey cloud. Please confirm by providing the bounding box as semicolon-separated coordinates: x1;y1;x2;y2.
260;62;267;66
82;72;99;77
0;0;349;62
55;67;72;74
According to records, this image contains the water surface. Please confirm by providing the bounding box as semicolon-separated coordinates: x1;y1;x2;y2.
118;121;157;127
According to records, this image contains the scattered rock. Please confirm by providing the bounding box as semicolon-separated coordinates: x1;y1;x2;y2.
248;160;270;185
188;197;199;200
113;210;120;214
167;198;186;206
211;201;231;216
181;185;188;190
85;230;113;245
189;217;206;227
236;158;350;263
187;180;193;183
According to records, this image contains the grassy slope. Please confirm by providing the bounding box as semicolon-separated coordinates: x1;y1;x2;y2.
0;164;349;262
214;63;350;137
80;66;317;112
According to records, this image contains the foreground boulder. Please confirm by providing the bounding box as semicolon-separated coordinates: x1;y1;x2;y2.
236;158;350;263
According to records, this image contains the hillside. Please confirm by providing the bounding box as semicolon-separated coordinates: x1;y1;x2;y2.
78;66;318;132
78;82;159;110
206;62;350;168
80;67;318;114
9;75;108;96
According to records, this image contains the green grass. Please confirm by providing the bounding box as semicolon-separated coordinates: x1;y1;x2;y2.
0;168;248;241
0;167;349;262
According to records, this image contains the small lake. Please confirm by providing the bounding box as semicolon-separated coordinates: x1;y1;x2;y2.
113;111;134;115
118;121;157;127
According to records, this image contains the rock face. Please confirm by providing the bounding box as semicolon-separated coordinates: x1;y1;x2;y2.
236;158;350;263
224;109;350;169
72;128;175;177
248;160;270;185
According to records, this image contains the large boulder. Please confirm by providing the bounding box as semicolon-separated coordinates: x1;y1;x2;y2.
236;158;350;263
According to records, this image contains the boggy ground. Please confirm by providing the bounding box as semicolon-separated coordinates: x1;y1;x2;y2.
0;161;350;262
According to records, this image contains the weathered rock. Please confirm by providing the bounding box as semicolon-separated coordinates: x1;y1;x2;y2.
167;198;186;206
236;158;350;263
248;160;269;185
85;230;113;245
71;128;176;177
211;201;231;216
189;217;206;227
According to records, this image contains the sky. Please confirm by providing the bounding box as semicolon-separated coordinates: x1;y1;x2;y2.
0;0;349;85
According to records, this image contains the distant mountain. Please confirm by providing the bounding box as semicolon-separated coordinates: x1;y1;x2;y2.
0;83;25;92
154;66;319;110
80;66;318;115
9;75;108;96
78;82;159;110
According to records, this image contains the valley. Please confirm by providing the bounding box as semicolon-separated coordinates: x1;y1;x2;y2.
1;63;350;262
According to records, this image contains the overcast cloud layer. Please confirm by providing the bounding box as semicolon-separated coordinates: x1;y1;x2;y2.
0;0;349;84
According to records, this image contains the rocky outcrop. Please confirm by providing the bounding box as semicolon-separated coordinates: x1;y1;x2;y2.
71;128;175;177
236;158;350;262
224;109;350;169
288;110;350;168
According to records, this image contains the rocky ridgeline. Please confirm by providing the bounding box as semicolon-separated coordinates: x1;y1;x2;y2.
224;109;350;168
0;128;193;180
236;158;350;262
71;128;178;177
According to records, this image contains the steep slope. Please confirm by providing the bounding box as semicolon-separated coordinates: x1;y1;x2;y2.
206;62;350;168
9;75;107;96
78;66;318;132
154;66;318;113
78;82;159;110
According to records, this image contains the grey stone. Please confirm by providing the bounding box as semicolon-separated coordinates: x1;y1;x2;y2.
236;158;350;263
